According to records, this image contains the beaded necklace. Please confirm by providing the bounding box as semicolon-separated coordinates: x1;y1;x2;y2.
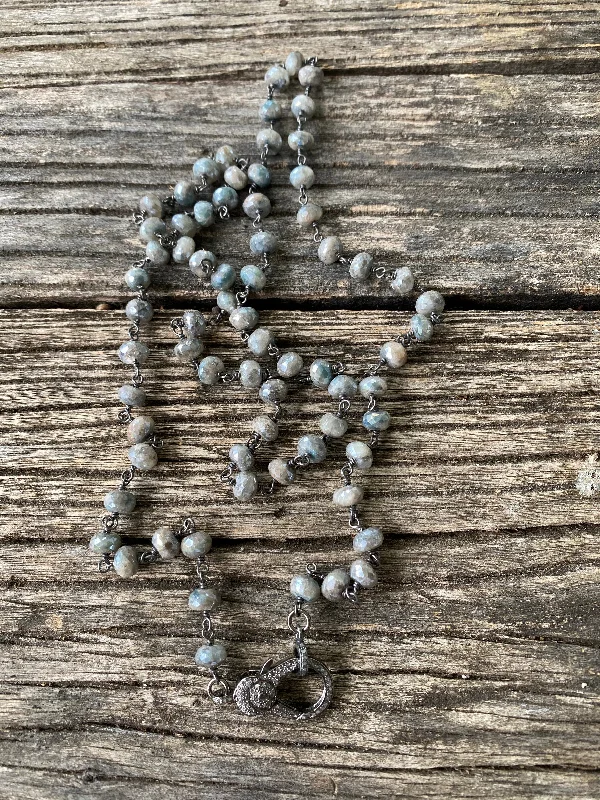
90;53;445;721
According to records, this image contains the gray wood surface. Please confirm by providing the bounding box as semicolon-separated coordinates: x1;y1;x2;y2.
1;2;600;799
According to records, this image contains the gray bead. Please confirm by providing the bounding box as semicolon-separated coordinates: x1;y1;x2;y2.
318;236;342;265
252;415;278;442
224;165;248;191
229;306;259;331
391;266;414;295
118;384;146;407
319;412;348;439
113;545;139;578
171;213;198;237
173;179;197;207
151;526;180;561
247;163;271;188
333;484;364;507
259;99;283;121
195;643;227;668
189;249;216;276
363;410;391;431
210;263;236;290
188;587;220;612
103;489;136;515
285;51;304;76
328;374;357;399
250;231;278;254
358;375;387;399
233;471;258;501
288;130;315;150
290;574;321;603
239;359;263;389
243;192;271;219
89;530;121;555
139;194;163;217
291;93;316;120
216;290;237;313
298;64;324;87
127;415;155;444
197;356;224;385
240;264;266;291
125;298;153;324
309;359;333;388
265;64;290;89
321;569;350;602
277;351;303;378
212;185;238;210
139;216;166;243
124;267;151;291
145;240;170;266
118;340;149;365
410;314;434;342
192;156;221;184
290;165;315;189
297;434;327;464
174;338;204;362
380;340;407;368
247;327;274;356
229;443;255;471
128;442;158;470
350;558;378;589
268;458;296;485
193;199;215;227
346;441;373;470
349;252;373;281
172;236;196;264
415;290;445;316
353;527;383;554
297;202;323;227
259;378;288;404
256;128;282;154
182;309;207;338
214;145;237;172
181;530;212;558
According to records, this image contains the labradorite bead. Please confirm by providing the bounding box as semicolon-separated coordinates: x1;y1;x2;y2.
239;359;263;389
139;194;163;217
195;643;227;668
173;179;197;207
242;192;271;219
321;569;350;602
309;359;333;388
346;441;373;470
171;213;198;237
298;64;324;87
285;51;304;76
277;351;303;378
189;249;217;276
197;356;224;385
247;327;274;356
349;252;373;281
297;434;327;464
415;290;445;316
124;267;151;291
193;199;215;227
328;374;358;399
89;530;121;555
229;306;259;331
182;309;206;338
359;375;387;399
181;530;212;558
145;240;170;266
247;163;271;188
233;471;258;501
291;94;316;119
212;185;238;210
214;145;237;172
297;202;323;227
259;99;283;121
172;236;196;264
229;443;254;471
113;545;139;578
125;298;153;324
319;412;348;439
350;558;378;589
188;587;220;612
224;165;248;191
290;165;315;189
118;384;146;407
103;489;136;514
333;484;364;507
288;130;315;150
265;64;290;89
217;290;237;313
192;156;221;184
318;236;342;265
380;340;407;368
250;231;278;254
174;338;204;362
139;216;167;243
259;378;288;404
128;442;158;470
252;415;278;441
391;266;414;295
118;340;149;365
410;314;434;342
363;410;391;431
210;263;236;290
353;527;383;554
256;128;282;154
151;526;180;560
240;264;266;291
268;458;296;485
290;574;321;603
127;415;155;444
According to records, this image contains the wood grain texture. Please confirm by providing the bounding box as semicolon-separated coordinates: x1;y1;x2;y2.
1;2;600;799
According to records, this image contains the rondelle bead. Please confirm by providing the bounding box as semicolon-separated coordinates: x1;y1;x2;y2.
359;375;388;399
125;298;153;325
181;530;212;558
410;314;434;342
233;471;258;501
242;192;271;219
247;163;271;188
195;643;227;668
259;99;283;122
252;415;278;441
391;266;414;295
353;527;383;554
212;185;238;211
89;531;121;555
240;264;267;291
118;340;149;365
229;306;259;331
247;327;274;356
349;252;373;281
192;156;221;184
298;64;324;87
380;340;407;369
193;199;215;227
290;165;315;189
172;236;196;264
127;415;155;444
265;64;290;89
333;484;364;507
214;145;237;172
171;212;198;237
139;193;163;218
128;442;158;471
277;351;303;378
103;489;136;515
259;378;288;404
362;410;391;431
239;359;263;389
224;164;248;191
415;290;445;316
290;574;321;603
256;128;282;154
125;267;151;291
291;94;316;120
297;202;323;227
182;309;207;338
174;337;204;362
139;216;166;243
189;249;217;277
285;51;304;76
217;290;237;313
145;240;170;266
319;412;348;438
268;458;296;486
197;356;224;385
288;130;315;151
188;587;220;612
151;526;180;560
321;568;350;602
309;358;333;388
350;558;378;589
210;263;236;290
173;179;197;207
229;443;254;471
118;384;146;407
346;441;373;470
328;374;358;399
113;545;139;578
297;434;327;464
250;231;278;254
318;236;342;265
